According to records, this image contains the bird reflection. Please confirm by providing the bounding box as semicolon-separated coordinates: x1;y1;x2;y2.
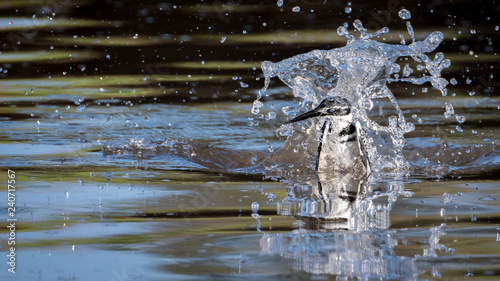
276;172;402;231
260;172;451;279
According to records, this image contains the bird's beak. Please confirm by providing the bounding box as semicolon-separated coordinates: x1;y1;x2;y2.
285;108;324;124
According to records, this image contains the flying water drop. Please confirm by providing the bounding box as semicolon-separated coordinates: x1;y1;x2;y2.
398;9;411;20
251;100;263;114
444;103;454;118
251;202;259;213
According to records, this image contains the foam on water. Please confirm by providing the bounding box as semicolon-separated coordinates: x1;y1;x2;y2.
257;18;453;175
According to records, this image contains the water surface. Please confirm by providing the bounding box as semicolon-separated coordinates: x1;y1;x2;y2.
0;1;499;280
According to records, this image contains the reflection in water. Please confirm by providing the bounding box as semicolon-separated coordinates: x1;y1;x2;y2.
261;173;453;279
262;230;418;278
276;173;409;230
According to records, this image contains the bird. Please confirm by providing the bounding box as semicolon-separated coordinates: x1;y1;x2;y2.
286;96;371;175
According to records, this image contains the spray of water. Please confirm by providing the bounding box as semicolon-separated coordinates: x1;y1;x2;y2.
256;16;453;175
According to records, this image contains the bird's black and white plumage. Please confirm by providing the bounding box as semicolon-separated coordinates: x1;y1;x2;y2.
287;96;371;174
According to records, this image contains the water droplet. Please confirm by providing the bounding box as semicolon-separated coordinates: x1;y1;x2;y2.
450;78;457;85
250;155;258;165
251;202;259;213
455;115;465;124
399;34;406;45
251;100;263;114
398;9;411;20
444;102;454;118
240;82;249;88
470;29;476;34
267;193;276;201
292;6;300;12
402;64;413;77
442;193;453;204
344;7;352;13
77;105;86;111
277;0;283;7
405;122;415;132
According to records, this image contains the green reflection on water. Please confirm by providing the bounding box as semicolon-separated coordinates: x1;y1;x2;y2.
0;50;98;63
0;74;232;101
39;35;172;47
165;61;261;70
0;17;106;31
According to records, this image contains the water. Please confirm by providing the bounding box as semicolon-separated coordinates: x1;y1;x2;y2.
258;19;450;175
0;1;499;280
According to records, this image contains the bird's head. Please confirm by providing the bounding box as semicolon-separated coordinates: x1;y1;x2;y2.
286;96;351;124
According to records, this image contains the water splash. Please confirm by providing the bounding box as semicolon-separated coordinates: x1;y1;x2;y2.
258;18;452;174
